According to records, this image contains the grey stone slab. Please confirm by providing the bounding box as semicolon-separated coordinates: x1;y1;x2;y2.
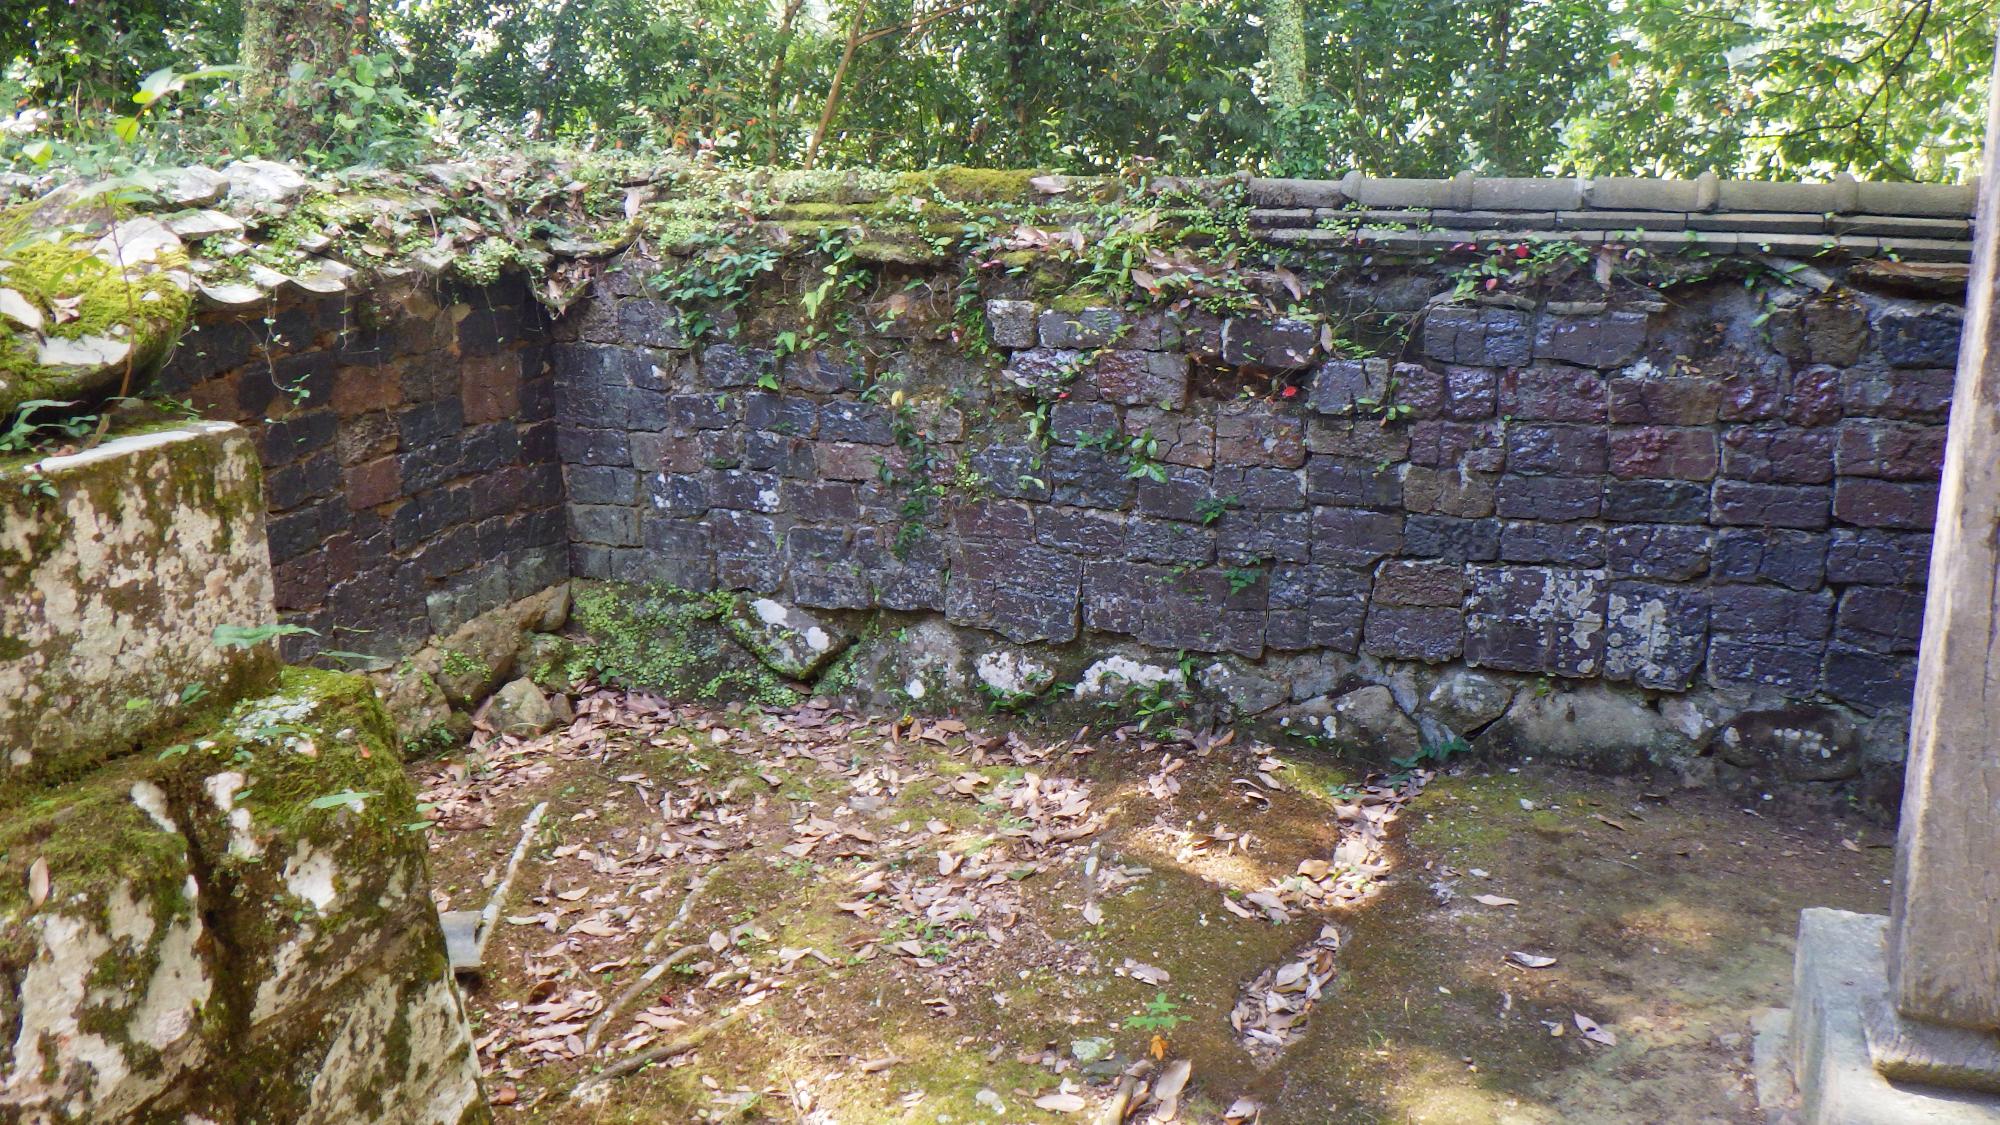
1585;177;1702;211
1855;181;1978;218
1881;237;1977;264
1692;212;1830;235
1720;179;1851;215
1347;176;1457;208
1556;209;1689;231
1789;909;2000;1123
1466;177;1584;211
1832;215;1972;240
1248;208;1314;228
440;909;483;972
1427;209;1559;231
1245;177;1349;208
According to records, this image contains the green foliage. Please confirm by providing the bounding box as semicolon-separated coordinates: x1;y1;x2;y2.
1122;992;1188;1032
6;0;1988;180
567;583;799;705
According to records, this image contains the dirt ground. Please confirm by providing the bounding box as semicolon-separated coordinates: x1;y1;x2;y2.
415;690;1892;1125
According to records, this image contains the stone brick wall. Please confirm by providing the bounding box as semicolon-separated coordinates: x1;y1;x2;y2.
554;243;1963;775
156;278;567;658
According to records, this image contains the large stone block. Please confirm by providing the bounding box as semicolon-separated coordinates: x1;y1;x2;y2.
0;669;485;1123
1;424;278;787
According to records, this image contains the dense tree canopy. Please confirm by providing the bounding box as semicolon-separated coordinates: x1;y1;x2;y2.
4;0;1992;180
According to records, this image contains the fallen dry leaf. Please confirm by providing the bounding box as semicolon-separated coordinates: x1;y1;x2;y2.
1574;1012;1617;1046
1472;894;1520;908
1507;951;1557;969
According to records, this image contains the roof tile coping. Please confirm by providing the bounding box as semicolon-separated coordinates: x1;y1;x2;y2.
1245;172;1976;218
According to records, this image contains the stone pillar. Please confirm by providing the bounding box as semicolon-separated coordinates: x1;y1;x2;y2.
1868;21;2000;1082
1778;29;2000;1124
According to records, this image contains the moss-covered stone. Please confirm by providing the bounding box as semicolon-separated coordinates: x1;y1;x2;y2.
0;422;277;796
0;667;487;1122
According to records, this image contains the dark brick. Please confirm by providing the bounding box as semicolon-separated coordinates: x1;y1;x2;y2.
1216;466;1308;511
1602;479;1711;523
1307;358;1388;416
1373;559;1465;607
1834;420;1947;480
1710;529;1826;591
1136;466;1212;522
1836;586;1926;654
1221;316;1319;370
1820;648;1917;713
1216;511;1310;563
782;350;860;393
1500;521;1605;566
1606;524;1710;580
566;465;637;505
1721;427;1834;484
1878;310;1962;369
1788;363;1844;427
1050;401;1122;443
1402;420;1496;472
1530;310;1647;367
1711;586;1834;646
1442;365;1498;419
1123;408;1214;468
345;456;401;510
1833;478;1938;530
1421;306;1532;366
1404;515;1502;562
820;401;895;444
1311;507;1404;566
1826;529;1930;586
1717;356;1789;422
1305;458;1398;508
1364;605;1465;662
743;392;816;436
1607;375;1721;425
1609;426;1717;480
1047;446;1137;509
708;470;783;512
817;441;896;481
1506;424;1607;475
460;423;521;475
1126;518;1215;565
702;343;775;388
1464;565;1608;677
648;473;709;518
1495;475;1600;521
1604;581;1709;690
1498;365;1607;421
669;392;740;432
743;431;815;477
968;445;1050;501
557;426;631;467
1401;466;1497;518
1708;639;1822;693
1711;481;1829;529
1841;366;1953;423
1307;417;1411;462
705;509;780;556
1214;402;1306;468
779;480;859;521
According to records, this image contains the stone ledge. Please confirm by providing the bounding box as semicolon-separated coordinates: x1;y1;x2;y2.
1784;908;2000;1123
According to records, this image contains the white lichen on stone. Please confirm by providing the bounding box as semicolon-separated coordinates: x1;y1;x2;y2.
284;843;340;912
1073;655;1181;698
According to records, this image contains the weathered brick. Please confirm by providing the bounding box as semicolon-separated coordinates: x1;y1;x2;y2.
1832;477;1938;529
1604;581;1709;690
1606;524;1710;580
1835;586;1926;654
1307;417;1411;462
986;299;1038;348
743;392;817;436
1602;479;1711;523
1834;419;1947;480
1364;605;1465;662
1135;466;1212;522
1093;350;1189;408
1841;366;1953;422
1607;374;1720;425
1609;426;1717;480
1500;521;1605;566
1877;310;1962;369
1710;528;1825;591
1533;311;1648;368
1498;366;1607;422
570;503;638;546
1826;529;1930;586
1422;307;1532;366
1217;510;1310;563
1126;518;1214;565
1720;427;1834;484
1716;355;1789;422
1711;481;1829;529
783;349;860;393
1788;363;1844;427
1495;475;1600;521
968;445;1051;500
1311;508;1404;566
820;401;895;444
1214;402;1306;468
1401;466;1496;518
1708;639;1821;694
1506;424;1607;476
614;299;688;349
701;343;776;388
1036;506;1126;554
1047;446;1137;509
1373;559;1465;606
1305;458;1400;509
1215;466;1308;511
1051;401;1121;443
1123;408;1214;467
1464;565;1607;677
1222;317;1320;370
1408;420;1504;470
566;465;637;506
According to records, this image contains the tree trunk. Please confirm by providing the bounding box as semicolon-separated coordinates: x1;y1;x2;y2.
240;0;369;147
764;0;808;163
1265;0;1311;174
804;1;868;170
